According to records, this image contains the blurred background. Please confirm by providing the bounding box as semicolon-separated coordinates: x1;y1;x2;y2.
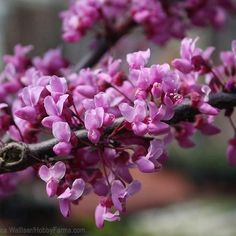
0;0;236;235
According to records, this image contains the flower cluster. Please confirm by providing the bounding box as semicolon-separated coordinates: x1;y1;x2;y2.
0;0;236;229
60;0;236;44
0;34;236;228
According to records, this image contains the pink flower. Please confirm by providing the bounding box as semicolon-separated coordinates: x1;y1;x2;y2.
172;37;214;74
3;44;32;72
147;102;170;135
38;161;66;197
198;103;219;116
58;178;85;217
15;85;44;122
52;121;72;155
191;91;219;116
136;139;164;173
94;92;110;109
60;0;100;43
119;99;148;135
172;58;193;74
21;85;44;107
84;107;105;143
126;49;150;69
111;180;141;211
42;95;68;128
33;48;68;75
46;76;68;101
95;203;120;229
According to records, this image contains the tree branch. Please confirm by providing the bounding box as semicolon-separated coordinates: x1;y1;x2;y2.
0;92;236;174
74;20;137;71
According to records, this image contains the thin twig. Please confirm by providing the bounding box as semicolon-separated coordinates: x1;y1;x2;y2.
74;20;137;71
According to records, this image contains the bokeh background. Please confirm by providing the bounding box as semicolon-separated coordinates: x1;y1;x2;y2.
0;0;236;235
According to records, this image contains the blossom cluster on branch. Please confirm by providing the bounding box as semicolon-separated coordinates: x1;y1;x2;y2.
61;0;235;44
0;0;236;229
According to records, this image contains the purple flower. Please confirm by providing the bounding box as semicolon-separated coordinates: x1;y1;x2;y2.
33;48;68;75
75;84;97;98
162;72;180;94
15;106;37;123
38;161;66;197
136;67;151;91
84;107;105;143
46;76;68;101
0;64;22;99
119;99;148;135
126;49;150;69
21;85;44;107
95;203;120;229
15;85;44;122
136;139;164;173
172;58;193;74
220;51;235;67
147;102;170;135
52;121;72;155
42;95;68;128
60;0;100;43
191;90;219;116
172;37;214;74
8;100;35;142
3;44;32;72
149;64;170;84
58;178;85;217
111;180;141;211
198;102;219;116
94;92;110;109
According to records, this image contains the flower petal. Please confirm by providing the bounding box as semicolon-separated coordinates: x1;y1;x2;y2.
52;121;71;142
136;158;155;173
50;161;66;180
46;179;58;197
59;199;70;217
70;178;85;200
38;165;50;182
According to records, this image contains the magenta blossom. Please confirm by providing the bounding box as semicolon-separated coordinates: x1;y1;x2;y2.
58;178;85;217
95;203;120;229
84;107;105;143
136;138;165;173
60;0;100;42
39;161;66;197
172;37;214;74
127;49;150;69
42;94;69;128
33;48;68;76
119;99;148;135
3;44;32;72
46;76;68;101
15;85;44;122
52;121;72;155
111;180;141;211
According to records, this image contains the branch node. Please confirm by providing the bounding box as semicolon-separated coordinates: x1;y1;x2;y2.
0;142;29;171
